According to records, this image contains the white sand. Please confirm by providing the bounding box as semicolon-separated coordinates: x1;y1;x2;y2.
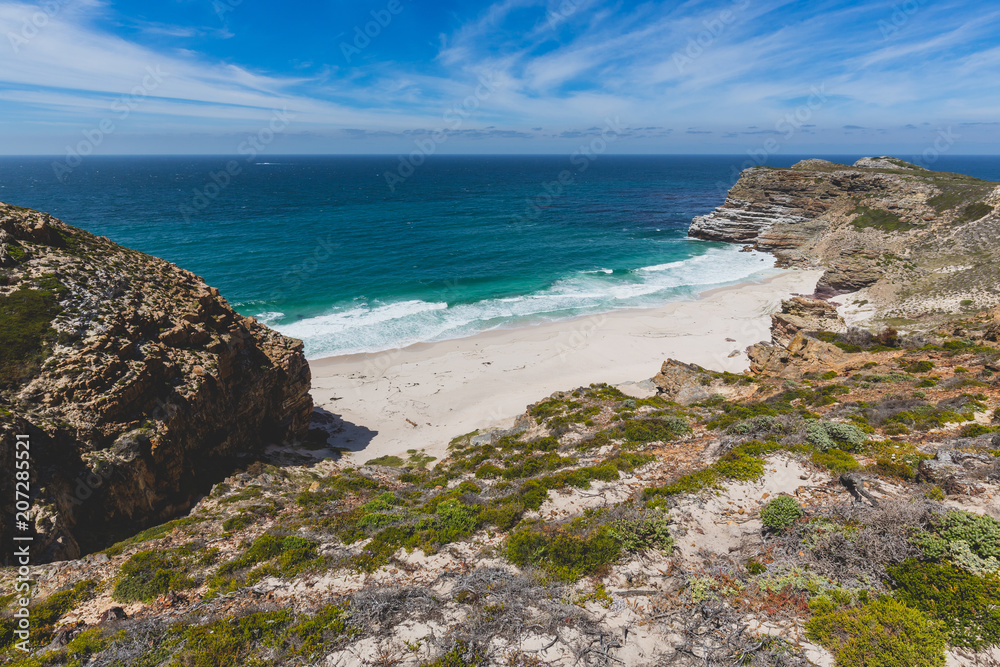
309;269;824;464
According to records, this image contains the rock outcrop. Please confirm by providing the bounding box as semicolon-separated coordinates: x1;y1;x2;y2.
653;359;759;404
746;297;864;379
689;158;1000;316
770;296;846;347
0;203;312;561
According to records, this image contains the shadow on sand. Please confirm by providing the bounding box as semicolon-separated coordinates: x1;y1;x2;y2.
306;406;378;456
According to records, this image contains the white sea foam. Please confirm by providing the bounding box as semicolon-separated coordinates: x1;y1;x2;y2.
254;311;285;324
273;245;776;359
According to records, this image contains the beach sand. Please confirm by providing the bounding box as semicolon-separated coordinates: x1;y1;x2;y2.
308;268;825;465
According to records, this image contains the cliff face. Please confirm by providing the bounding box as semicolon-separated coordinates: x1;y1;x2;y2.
690;157;1000;314
0;203;312;561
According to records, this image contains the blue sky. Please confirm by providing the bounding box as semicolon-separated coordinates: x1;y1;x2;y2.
1;0;998;155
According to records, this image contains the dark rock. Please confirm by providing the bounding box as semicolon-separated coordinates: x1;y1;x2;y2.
99;607;127;623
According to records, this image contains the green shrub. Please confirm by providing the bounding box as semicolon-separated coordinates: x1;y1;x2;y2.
175;610;293;666
805;597;945;667
501;453;574;480
113;550;196;602
925;486;946;501
423;643;488;666
960;424;996;438
620;416;691;443
222;514;254;532
904;360;935;373
474;463;503;479
365;455;404;467
214;534;319;581
889;560;1000;650
850;206;914;232
913;510;1000;563
870;458;916;481
713;449;765;481
760;496;803;531
504;523;621;581
727;415;779;436
0;286;62;386
812;448;861;473
607;508;674;554
287;602;352;655
807;421;869;452
433;500;481;543
644;467;720;498
957;201;993;223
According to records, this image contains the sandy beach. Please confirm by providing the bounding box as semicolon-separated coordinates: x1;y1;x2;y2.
309;268;825;464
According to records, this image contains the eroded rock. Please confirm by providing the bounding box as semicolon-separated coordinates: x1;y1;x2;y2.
0;202;313;561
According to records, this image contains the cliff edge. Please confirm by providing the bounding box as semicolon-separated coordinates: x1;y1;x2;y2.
0;202;312;561
690;157;1000;319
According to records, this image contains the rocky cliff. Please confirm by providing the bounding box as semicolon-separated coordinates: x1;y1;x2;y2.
690;157;1000;318
0;203;312;561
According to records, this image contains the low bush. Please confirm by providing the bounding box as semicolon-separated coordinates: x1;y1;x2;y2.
113;549;197;602
812;448;861;473
904;360;935;373
806;421;869;452
713;449;765;481
222;514;254;532
474;463;503;479
909;510;1000;575
607;507;674;554
805;597;946;667
760;496;803;531
889;560;1000;650
620;416;691;443
504;522;621;581
0;579;99;650
869;457;917;481
433;500;481;543
960;423;996;438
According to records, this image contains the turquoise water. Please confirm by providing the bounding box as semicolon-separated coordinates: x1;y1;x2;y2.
2;155;999;358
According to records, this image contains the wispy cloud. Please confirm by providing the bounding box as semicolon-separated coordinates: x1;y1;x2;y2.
1;0;998;153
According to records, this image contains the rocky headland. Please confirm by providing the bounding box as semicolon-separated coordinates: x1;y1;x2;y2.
0;203;312;562
690;156;1000;318
2;160;1000;666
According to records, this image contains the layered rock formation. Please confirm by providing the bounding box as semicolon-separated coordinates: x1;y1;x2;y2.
690;157;1000;315
0;203;312;561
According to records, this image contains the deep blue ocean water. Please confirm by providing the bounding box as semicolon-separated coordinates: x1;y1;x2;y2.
2;155;999;358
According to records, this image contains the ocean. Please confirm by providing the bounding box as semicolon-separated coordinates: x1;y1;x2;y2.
2;155;999;359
